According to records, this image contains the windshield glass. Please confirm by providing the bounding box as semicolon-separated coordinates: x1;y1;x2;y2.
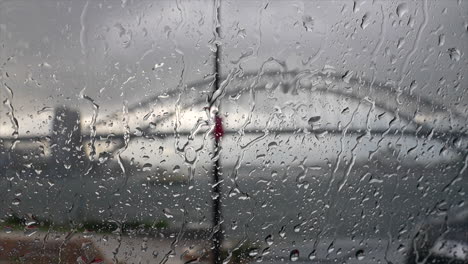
1;1;467;263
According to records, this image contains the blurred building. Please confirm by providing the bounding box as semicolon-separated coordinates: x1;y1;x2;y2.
50;106;85;177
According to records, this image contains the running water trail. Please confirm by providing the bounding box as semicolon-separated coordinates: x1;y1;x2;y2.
80;1;90;56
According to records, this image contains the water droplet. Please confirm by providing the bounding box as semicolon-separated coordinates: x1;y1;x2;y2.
267;141;278;149
152;63;164;70
231;221;238;230
262;247;271;256
308;116;321;129
438;34;445;46
448;48;460;61
290;249;299;261
83;229;94;238
353;1;360;13
24;225;38;236
163;208;173;218
327;242;335;253
11;198;21;206
142;163;152;171
308;116;321;124
342;70;354;83
293;224;301;233
360;12;371;29
265;235;273;246
308;250;316;260
397;38;405;49
248;248;259;257
279;226;286;238
4;226;13;234
396;3;408;18
410;80;418;92
302;15;314;32
356;249;365;260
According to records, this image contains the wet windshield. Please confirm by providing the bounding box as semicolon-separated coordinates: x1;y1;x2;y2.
0;1;467;263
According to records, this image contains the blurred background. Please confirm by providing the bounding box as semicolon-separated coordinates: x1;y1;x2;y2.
0;0;467;263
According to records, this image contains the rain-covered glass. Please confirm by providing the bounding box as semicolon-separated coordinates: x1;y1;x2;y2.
1;1;467;263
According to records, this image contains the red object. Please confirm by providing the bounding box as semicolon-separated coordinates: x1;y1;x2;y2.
214;115;224;141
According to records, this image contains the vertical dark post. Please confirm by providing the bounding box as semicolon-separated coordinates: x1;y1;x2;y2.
212;1;223;263
212;116;223;264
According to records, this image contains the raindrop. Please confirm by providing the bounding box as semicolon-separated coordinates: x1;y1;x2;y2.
163;208;173;218
267;141;278;149
448;48;460;61
293;224;301;233
408;15;415;28
265;234;273;246
342;70;354;83
308;116;321;128
24;225;38;236
164;25;172;38
410;80;418;92
152;63;164;70
356;249;365;260
25;220;36;227
360;12;371;29
353;1;360;13
290;249;299;261
236;28;246;39
308;250;316;260
279;226;286;238
397;38;405;49
302;15;314;32
231;221;238;230
4;226;13;234
327;242;335;253
37;107;53;114
396;3;408;18
11;198;21;206
248;248;259;257
142;163;153;171
438;34;445;46
83;229;94;238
